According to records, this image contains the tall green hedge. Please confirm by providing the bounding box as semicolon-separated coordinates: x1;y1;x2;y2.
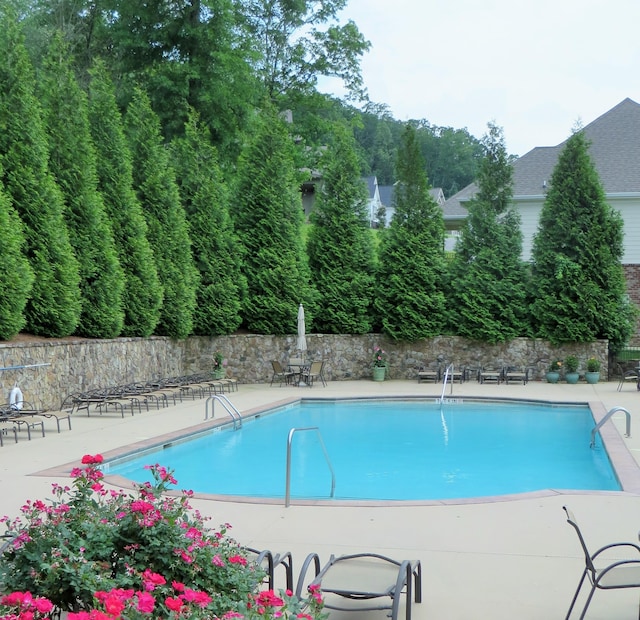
88;61;163;337
40;35;125;338
307;124;376;334
530;129;636;351
125;88;199;340
0;10;81;337
171;110;246;336
375;124;446;340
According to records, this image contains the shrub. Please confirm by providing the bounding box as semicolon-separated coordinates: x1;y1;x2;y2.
587;357;601;372
0;455;325;619
564;355;579;373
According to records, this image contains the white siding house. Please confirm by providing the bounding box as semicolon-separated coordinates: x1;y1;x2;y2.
442;98;640;340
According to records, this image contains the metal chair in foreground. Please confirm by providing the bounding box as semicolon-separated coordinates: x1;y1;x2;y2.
563;505;640;619
295;552;422;620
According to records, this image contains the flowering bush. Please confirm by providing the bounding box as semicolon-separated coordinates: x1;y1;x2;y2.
372;346;387;368
549;359;562;373
0;456;325;620
587;357;601;372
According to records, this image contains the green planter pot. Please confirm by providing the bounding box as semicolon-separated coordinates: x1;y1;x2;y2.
546;371;560;384
565;372;580;384
585;371;600;384
372;366;386;382
213;368;225;379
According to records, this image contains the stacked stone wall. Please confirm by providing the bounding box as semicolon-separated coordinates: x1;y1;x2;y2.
624;264;640;346
0;335;608;410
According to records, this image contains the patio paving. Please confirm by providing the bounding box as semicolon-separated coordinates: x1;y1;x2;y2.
1;377;640;619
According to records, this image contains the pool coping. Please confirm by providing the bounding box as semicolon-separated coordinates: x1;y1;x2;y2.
33;394;640;506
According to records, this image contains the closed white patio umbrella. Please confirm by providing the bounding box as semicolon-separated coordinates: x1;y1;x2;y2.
297;303;307;356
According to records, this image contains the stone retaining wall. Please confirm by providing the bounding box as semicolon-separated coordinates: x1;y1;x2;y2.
0;335;608;410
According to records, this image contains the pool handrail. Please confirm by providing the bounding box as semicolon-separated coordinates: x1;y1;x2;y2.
439;363;454;403
590;406;631;448
285;427;335;507
204;394;242;429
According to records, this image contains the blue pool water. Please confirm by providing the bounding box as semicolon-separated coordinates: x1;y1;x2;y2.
105;399;620;501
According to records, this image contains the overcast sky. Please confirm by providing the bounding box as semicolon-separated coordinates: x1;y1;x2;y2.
321;0;640;156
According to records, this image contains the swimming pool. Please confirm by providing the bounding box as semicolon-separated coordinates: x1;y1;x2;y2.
104;398;620;501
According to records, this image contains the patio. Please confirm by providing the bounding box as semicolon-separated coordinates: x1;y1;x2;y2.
2;378;640;619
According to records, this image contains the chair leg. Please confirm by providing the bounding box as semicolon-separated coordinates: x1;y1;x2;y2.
565;570;588;620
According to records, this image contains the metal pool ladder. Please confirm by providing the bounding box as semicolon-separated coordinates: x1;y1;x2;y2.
590;406;631;448
285;427;335;507
439;363;454;403
204;394;242;429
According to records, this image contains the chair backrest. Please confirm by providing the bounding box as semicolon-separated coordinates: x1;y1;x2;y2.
271;360;284;373
309;360;323;374
563;506;597;577
289;357;304;367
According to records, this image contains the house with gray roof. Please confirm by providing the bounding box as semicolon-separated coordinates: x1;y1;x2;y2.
442;98;640;333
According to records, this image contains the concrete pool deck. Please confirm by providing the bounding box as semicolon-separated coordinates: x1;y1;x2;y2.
2;378;640;619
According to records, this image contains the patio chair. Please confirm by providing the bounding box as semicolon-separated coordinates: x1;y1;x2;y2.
295;552;422;620
300;360;326;387
270;360;296;387
504;366;529;385
616;363;639;392
563;506;640;619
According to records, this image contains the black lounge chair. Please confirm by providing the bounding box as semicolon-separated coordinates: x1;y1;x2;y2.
563;506;640;619
245;548;294;591
295;552;422;620
417;364;440;383
504;366;529;385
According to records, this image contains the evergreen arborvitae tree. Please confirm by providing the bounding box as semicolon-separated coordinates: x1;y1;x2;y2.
88;61;163;337
171;110;246;335
233;104;311;334
530;129;636;351
125;88;199;340
0;10;81;337
40;35;125;338
307;124;376;334
447;123;528;343
0;178;34;340
374;124;446;340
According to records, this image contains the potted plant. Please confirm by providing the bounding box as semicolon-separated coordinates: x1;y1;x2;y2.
564;355;580;384
372;346;388;381
212;350;226;379
585;357;601;384
546;359;562;384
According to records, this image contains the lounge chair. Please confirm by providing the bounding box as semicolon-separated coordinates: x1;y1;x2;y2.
504;366;529;385
245;548;294;591
616;363;639;391
270;360;296;386
563;505;640;619
417;364;440;383
479;366;503;384
0;403;45;440
300;360;326;387
295;552;422;620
